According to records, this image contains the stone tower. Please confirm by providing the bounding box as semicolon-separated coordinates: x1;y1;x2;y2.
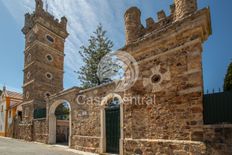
174;0;197;20
21;0;68;121
124;7;144;45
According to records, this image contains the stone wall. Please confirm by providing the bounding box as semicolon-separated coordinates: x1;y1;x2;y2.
71;83;118;153
13;118;48;143
14;120;33;141
33;119;48;143
120;5;211;153
204;125;232;155
124;139;206;155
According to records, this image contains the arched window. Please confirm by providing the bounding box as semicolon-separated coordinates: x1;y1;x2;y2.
107;97;120;107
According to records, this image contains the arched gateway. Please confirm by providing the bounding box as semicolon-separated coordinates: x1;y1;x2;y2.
48;99;71;146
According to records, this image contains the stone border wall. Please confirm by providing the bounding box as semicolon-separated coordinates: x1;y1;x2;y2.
204;125;232;155
13;119;33;141
124;139;206;155
33;118;48;143
13;118;48;143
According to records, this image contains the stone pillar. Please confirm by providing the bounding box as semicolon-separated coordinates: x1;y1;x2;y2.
124;7;142;45
174;0;197;20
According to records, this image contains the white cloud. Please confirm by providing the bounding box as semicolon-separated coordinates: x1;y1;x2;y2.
0;0;145;87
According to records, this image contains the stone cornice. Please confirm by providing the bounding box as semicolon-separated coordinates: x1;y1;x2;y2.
22;80;35;88
23;61;64;73
21;100;34;106
49;87;80;100
24;40;65;57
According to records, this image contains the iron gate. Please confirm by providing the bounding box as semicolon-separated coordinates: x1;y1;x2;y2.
105;106;120;154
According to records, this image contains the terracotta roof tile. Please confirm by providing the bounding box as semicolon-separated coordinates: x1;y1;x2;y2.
6;90;23;100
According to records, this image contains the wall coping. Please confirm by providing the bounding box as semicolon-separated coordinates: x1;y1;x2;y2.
204;124;232;128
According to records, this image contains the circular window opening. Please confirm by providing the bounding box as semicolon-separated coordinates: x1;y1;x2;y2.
28;32;34;43
46;54;53;62
45;72;53;80
27;54;32;63
45;92;51;98
27;72;31;80
46;35;54;43
151;74;161;84
26;92;30;99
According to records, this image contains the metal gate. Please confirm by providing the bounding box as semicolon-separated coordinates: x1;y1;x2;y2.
105;106;120;154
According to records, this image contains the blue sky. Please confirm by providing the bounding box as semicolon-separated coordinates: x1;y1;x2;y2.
0;0;231;93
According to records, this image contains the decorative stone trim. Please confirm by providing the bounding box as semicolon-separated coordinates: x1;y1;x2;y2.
45;54;54;62
27;72;31;80
45;72;53;80
24;40;64;56
22;80;35;88
26;92;30;99
27;53;32;64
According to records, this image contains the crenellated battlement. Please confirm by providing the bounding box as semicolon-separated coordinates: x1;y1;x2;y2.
124;0;198;45
22;0;68;38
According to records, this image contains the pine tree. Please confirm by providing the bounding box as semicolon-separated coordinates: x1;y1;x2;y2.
224;62;232;91
77;24;114;89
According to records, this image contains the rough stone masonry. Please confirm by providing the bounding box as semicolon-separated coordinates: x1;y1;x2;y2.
12;0;232;154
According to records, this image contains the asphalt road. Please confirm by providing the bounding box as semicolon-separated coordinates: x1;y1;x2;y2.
0;137;90;155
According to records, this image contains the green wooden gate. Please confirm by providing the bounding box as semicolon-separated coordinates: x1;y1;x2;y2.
105;106;120;154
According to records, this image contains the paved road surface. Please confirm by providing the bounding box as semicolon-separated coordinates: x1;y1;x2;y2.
0;137;91;155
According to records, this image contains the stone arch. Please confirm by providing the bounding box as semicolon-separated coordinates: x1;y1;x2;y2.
100;93;124;155
48;99;71;146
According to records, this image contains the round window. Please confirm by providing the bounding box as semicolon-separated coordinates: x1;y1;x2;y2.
27;54;32;63
46;35;54;43
27;72;31;80
46;54;53;62
151;74;161;84
44;92;51;98
26;92;30;99
45;72;53;80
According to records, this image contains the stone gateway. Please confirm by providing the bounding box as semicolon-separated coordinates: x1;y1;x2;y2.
12;0;232;155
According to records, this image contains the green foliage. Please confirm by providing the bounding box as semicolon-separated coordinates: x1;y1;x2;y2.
0;90;2;96
224;62;232;91
77;24;114;89
55;103;70;120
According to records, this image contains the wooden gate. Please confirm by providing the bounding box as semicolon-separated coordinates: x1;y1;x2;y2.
105;106;120;154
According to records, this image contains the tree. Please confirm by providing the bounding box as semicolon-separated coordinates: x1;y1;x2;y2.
224;62;232;91
77;24;114;89
0;90;2;96
55;102;70;120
